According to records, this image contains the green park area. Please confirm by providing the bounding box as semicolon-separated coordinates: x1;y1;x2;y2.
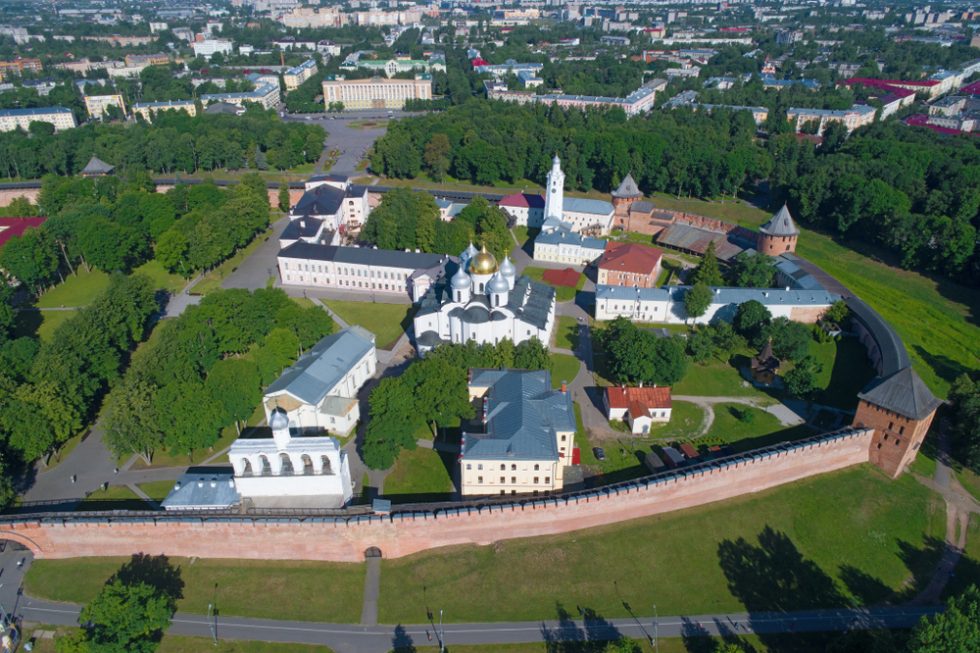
25;556;366;624
75;485;150;511
521;266;585;302
378;466;945;623
701;403;810;452
26;629;334;653
397;636;811;653
36;269;111;308
549;353;581;388
193;225;275;295
555;315;580;351
323;299;413;349
384;445;455;501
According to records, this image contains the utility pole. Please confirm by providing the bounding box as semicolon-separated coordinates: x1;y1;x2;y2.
651;604;659;653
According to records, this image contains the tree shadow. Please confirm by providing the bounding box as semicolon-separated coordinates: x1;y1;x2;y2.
838;565;893;606
896;536;948;600
912;345;973;387
680;617;761;653
717;526;848;652
540;602;625;653
109;553;184;604
391;623;415;652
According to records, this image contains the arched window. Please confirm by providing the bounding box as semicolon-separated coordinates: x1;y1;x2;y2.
279;453;294;475
258;455;272;477
320;455;333;475
240;458;253;477
301;454;314;475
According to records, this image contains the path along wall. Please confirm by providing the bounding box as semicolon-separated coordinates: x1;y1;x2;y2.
0;429;873;562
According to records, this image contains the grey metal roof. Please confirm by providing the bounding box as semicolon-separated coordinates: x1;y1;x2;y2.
80;156;114;175
463;369;575;461
279;242;449;271
563;197;614;216
760;205;799;237
612;173;642;198
265;327;375;405
535;225;606;251
281;217;324;241
161;468;240;510
773;256;824;291
858;367;942;420
416;273;554;330
845;296;909;376
656;223;748;261
293;184;347;217
0;106;72;117
630;200;655;213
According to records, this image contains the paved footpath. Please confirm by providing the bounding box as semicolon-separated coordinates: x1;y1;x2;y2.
17;597;941;653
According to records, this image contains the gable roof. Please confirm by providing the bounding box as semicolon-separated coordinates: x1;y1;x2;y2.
293;183;348;217
279;241;449;271
80;156;114;175
597;241;663;275
760;205;799;237
265;327;375;406
499;192;545;209
0;217;46;249
858;367;942;421
606;386;672;417
563;197;614;216
612;172;642;198
463;369;575;461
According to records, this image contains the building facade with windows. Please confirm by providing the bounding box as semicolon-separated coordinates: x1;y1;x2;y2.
459;368;575;496
83;93;126;118
322;75;432;110
596;242;664;288
201;82;281;109
0;106;76;132
132;99;197;122
532;220;606;265
284;59;318;91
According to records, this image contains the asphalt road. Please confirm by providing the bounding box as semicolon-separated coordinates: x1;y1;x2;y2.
16;596;940;653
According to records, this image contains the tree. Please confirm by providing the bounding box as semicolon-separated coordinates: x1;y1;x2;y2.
684;283;713;320
908;584;980;652
691;241;724;286
278;182;291;213
728;251;775;288
949;375;980;471
734;300;772;342
513;338;550;370
764;317;811;361
784;355;822;398
423;133;451;181
824;299;849;326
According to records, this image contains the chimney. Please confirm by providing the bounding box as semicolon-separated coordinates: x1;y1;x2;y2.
560;381;567;394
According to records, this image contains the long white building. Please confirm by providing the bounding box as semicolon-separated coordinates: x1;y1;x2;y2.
201;83;281;110
322;75;432;110
595;285;837;324
0;106;76;132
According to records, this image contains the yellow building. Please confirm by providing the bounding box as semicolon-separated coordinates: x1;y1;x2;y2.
321;75;432;110
132;100;197;122
459;369;575;497
284;59;318;92
83;93;126;118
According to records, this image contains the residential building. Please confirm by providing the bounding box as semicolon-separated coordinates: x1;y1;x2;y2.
124;53;170;67
284;59;317;92
485;78;667;117
413;245;556;355
201;83;280;109
459;368;575;496
350;58;446;78
192;38;234;59
0;107;76;132
472;60;543;80
595;285;837;325
0;57;42;81
83;94;126;118
533;220;605;265
605;386;673;434
596;242;664;288
786;104;876;134
498;192;545;228
278;243;450;301
321;75;432;110
132;99;197;122
261;326;377;437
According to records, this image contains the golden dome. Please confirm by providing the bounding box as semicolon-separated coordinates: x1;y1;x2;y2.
469;244;499;275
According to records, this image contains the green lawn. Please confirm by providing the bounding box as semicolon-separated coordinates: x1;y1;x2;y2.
511;225;530;248
193;226;275;295
37;309;77;342
943;513;980;600
956;467;980;503
672;355;769;399
137;480;180;502
397;637;809;653
554;315;580;351
521;266;584;302
133;405;264;469
549;353;581;388
701;403;811;453
25;629;334;653
383;446;454;500
323;300;413;349
802;336;876;410
76;485;151;511
133;259;186;293
378;174;545;196
25;557;365;623
379;466;945;623
36;269;110;308
908;451;937;479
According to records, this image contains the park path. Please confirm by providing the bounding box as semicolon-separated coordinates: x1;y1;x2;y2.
360;557;381;626
673;395;805;438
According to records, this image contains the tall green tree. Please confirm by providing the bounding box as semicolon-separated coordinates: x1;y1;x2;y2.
907;585;980;653
684;283;713;320
691;241;724;286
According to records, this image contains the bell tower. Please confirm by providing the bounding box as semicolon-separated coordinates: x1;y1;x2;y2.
544;154;564;222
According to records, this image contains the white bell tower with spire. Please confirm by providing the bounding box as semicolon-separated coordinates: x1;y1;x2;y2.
544;154;565;222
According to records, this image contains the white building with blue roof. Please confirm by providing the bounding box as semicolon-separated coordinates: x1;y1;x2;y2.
533;218;606;264
460;368;576;496
595;284;837;325
261;326;377;436
0;106;76;132
543;155;614;235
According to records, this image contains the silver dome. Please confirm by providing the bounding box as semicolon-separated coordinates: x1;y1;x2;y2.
270;409;289;430
487;273;510;294
451;268;471;290
461;242;479;261
499;256;516;276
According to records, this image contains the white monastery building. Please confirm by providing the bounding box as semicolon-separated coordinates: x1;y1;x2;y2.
543;155;614;234
413;244;557;354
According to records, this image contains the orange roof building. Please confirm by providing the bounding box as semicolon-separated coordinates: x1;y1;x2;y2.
604;386;673;434
596;241;664;288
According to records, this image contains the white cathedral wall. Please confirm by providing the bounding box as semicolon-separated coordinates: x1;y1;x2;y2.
595;297;830;325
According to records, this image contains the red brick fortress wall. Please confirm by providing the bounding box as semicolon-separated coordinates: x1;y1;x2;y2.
2;429;874;562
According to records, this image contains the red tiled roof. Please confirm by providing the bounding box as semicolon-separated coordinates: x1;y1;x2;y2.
471;57;489;67
498;192;545;209
542;267;581;287
0;217;46;249
845;77;938;88
606;386;672;414
904;114;979;137
597;241;663;275
960;80;980;95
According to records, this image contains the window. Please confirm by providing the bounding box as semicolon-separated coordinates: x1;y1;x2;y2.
500;476;505;483
888;421;894;431
511;476;517;484
500;464;505;471
561;435;567;442
511;464;517;471
466;464;472;470
895;439;901;446
899;425;905;435
545;477;550;484
534;477;539;484
478;476;483;483
477;463;483;470
534;464;539;471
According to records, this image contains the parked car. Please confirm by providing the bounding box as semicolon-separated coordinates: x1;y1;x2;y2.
593;447;606;461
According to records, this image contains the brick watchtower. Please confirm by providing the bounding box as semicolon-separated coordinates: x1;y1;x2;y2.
611;172;643;217
853;367;942;478
757;204;799;255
